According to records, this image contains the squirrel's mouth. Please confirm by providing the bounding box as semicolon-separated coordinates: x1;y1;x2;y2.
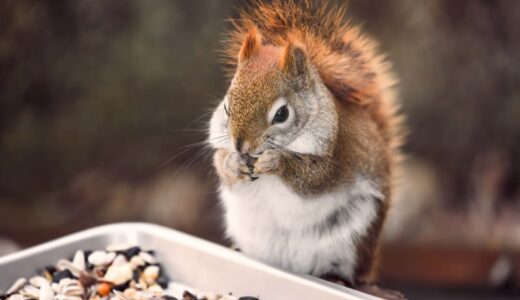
241;153;259;169
240;154;258;181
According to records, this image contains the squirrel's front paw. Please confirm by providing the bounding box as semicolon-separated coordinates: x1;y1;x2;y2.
253;149;283;175
224;152;253;184
214;149;252;185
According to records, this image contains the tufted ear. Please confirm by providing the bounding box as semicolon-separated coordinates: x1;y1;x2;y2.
278;42;307;78
238;27;261;63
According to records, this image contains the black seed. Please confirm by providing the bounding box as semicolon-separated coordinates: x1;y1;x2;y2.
44;265;57;274
239;297;259;300
0;293;15;300
112;280;130;292
52;270;74;283
132;270;140;281
182;291;197;300
162;296;178;300
86;262;94;270
43;270;53;282
84;250;94;270
136;264;146;272
156;276;169;289
122;246;141;260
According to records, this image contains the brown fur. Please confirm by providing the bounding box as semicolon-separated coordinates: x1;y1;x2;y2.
223;0;404;165
228;45;286;152
219;0;405;282
238;27;262;63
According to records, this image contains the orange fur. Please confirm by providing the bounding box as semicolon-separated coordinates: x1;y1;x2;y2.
238;27;262;62
223;0;405;167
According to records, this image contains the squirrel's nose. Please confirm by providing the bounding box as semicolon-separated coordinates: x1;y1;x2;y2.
234;137;251;154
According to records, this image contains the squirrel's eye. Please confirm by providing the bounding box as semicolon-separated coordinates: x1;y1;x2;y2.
224;104;229;117
272;105;289;124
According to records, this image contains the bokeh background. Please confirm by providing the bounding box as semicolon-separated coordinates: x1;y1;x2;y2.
1;1;519;299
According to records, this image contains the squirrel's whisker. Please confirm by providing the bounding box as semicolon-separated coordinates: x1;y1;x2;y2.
160;135;227;168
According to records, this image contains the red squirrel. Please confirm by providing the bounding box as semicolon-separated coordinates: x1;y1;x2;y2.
208;0;405;285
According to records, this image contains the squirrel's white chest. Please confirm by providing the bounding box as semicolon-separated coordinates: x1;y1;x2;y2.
219;175;382;280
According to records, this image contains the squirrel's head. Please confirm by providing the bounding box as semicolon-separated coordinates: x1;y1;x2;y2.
209;28;338;157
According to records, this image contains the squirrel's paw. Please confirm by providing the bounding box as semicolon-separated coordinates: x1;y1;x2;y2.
214;149;251;185
223;151;252;183
253;149;282;175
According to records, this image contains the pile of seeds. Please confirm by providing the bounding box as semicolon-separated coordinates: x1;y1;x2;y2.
0;245;259;300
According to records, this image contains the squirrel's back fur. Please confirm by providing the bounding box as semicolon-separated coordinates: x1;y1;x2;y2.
223;0;404;166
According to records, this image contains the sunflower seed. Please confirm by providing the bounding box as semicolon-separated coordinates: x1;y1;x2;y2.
38;279;53;300
6;278;26;294
147;284;162;294
142;266;159;285
111;255;127;267
7;295;24;300
88;251;116;266
29;277;47;288
54;296;82;300
129;255;145;269
138;252;157;265
104;263;133;285
61;283;83;297
72;251;85;271
55;261;80;278
20;285;40;299
105;244;131;253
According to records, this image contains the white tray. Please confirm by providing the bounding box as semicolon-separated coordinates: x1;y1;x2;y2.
0;223;380;300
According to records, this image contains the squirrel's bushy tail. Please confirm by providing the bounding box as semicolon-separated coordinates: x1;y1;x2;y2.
222;0;405;162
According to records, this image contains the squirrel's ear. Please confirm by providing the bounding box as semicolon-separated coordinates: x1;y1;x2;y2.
238;27;261;63
278;42;307;77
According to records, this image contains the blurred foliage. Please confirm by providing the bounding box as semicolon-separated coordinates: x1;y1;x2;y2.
0;1;229;195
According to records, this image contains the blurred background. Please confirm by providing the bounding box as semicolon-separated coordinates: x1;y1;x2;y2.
0;0;519;299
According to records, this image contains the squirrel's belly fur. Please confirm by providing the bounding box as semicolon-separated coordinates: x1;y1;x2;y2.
220;175;383;281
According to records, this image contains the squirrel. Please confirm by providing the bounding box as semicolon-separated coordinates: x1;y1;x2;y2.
208;0;404;286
